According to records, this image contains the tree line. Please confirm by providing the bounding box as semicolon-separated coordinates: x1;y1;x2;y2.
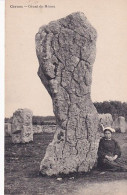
5;115;56;125
32;116;56;125
94;101;127;121
5;101;127;124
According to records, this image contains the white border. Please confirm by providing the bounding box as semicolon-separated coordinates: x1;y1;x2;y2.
0;0;5;194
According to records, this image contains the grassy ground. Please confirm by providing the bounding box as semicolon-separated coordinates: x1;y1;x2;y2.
5;132;127;195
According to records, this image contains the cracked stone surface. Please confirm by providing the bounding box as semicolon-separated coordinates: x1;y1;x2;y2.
11;109;33;143
35;12;99;176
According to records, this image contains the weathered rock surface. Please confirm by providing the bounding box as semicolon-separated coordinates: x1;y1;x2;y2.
113;116;127;133
11;109;33;143
36;12;99;176
98;113;113;131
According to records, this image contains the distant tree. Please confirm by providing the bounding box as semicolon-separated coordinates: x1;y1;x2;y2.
94;101;127;121
32;116;56;125
32;116;44;125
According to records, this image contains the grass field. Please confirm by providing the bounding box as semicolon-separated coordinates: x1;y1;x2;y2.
5;132;127;195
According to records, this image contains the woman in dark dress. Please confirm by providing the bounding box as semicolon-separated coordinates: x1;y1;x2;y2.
97;127;127;172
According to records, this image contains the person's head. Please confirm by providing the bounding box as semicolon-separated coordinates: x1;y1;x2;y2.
104;129;112;140
103;127;115;140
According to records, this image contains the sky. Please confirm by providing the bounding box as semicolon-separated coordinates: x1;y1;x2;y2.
5;0;127;117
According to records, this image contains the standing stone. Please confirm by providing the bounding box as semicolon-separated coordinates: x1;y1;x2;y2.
5;123;12;136
36;12;99;176
98;113;113;130
113;116;127;133
11;109;33;143
42;125;56;133
33;125;43;134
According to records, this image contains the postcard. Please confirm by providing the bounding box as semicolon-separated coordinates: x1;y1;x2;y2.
5;0;127;194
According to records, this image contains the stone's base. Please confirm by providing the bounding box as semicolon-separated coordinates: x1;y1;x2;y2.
40;115;100;176
12;133;21;143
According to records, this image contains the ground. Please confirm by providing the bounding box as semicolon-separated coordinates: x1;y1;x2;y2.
5;132;127;195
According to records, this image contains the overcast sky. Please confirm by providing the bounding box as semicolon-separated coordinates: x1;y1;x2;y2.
5;0;127;117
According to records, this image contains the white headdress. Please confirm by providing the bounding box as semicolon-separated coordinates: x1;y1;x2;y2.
103;126;115;133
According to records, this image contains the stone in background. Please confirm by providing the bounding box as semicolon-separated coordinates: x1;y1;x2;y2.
33;125;56;134
36;12;99;176
113;116;127;133
33;125;43;134
98;113;113;130
11;109;33;143
42;125;56;133
5;123;12;136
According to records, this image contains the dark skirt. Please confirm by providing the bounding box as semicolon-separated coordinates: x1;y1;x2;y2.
97;158;127;172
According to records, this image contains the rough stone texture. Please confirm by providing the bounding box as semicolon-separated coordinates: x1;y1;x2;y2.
5;123;12;136
113;116;127;133
36;12;99;176
98;113;113;130
11;109;33;143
